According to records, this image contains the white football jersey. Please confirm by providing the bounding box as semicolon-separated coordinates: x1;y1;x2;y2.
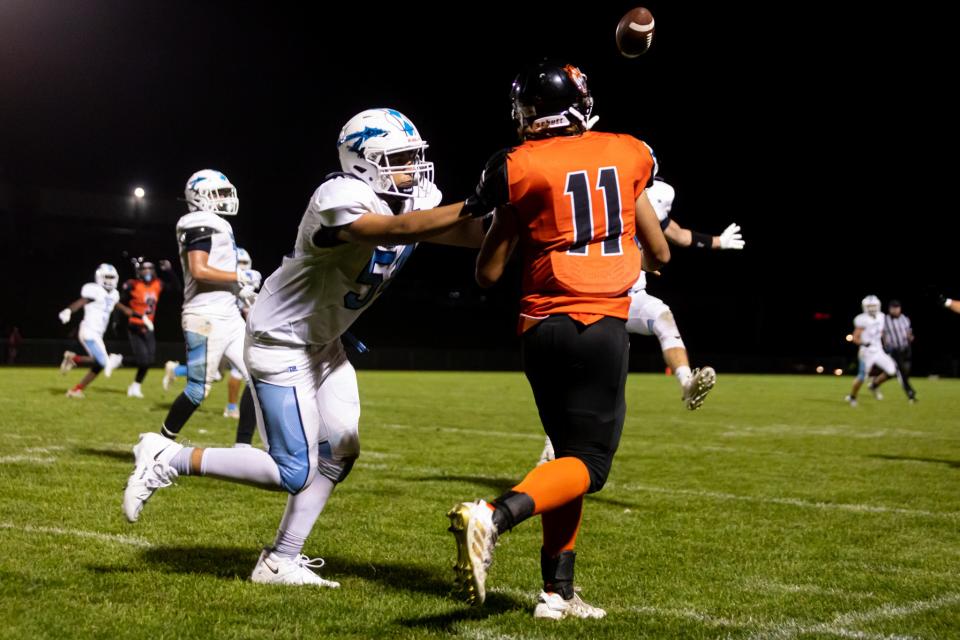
176;211;241;319
248;175;436;348
629;182;672;294
854;312;886;352
79;282;120;336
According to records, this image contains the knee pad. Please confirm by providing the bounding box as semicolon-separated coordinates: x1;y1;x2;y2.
652;309;685;352
855;359;866;382
183;379;207;405
315;399;360;483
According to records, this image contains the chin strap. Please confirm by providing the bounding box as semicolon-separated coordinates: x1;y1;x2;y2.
567;107;599;131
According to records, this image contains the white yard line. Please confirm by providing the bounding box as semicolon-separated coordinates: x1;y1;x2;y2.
629;604;747;628
0;522;152;548
381;423;543;440
0;455;56;464
617;483;959;520
748;578;874;599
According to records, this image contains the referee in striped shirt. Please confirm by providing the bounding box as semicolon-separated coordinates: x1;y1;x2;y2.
883;300;917;402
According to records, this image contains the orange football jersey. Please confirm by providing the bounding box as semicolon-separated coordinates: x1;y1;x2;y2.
123;279;163;326
498;131;656;331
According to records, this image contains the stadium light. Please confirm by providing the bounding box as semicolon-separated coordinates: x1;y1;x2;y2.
134;187;145;199
833;368;843;376
815;365;824;374
844;334;853;342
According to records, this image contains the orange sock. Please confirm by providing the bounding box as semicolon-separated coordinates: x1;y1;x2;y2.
513;457;590;515
542;494;583;556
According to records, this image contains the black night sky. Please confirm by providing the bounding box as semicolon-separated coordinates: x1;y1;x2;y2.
0;2;956;371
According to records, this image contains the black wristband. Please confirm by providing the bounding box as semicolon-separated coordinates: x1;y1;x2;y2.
691;231;712;249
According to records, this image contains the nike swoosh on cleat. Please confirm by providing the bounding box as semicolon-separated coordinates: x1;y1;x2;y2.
153;446;170;461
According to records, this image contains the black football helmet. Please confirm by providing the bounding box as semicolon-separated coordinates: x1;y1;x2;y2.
510;60;597;139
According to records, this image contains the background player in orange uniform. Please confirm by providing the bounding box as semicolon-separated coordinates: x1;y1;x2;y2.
447;60;670;619
119;258;179;398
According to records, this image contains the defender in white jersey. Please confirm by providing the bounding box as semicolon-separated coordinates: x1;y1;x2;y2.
58;264;127;397
845;295;898;406
157;169;260;444
539;177;745;462
123;108;486;586
224;247;261;423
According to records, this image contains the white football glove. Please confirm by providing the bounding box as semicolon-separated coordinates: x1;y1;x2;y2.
238;284;259;308
237;269;259;288
719;223;745;250
142;315;154;332
413;180;443;210
59;308;71;324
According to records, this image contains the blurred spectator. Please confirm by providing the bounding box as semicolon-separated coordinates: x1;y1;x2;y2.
7;325;22;364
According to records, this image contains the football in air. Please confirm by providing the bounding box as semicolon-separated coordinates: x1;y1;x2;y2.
616;7;655;58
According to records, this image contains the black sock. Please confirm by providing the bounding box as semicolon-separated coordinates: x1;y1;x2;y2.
135;366;149;384
491;490;535;535
541;548;576;599
162;393;200;439
234;386;256;445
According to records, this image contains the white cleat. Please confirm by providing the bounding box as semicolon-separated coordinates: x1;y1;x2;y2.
127;382;144;398
65;388;85;399
447;499;498;606
60;351;77;375
162;361;178;392
104;353;123;378
868;384;884;401
533;591;607;620
250;548;341;587
223;405;240;419
845;394;858;407
537;436;556;466
122;432;183;523
682;366;716;410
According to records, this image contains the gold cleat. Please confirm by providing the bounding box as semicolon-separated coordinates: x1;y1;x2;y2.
447;500;496;606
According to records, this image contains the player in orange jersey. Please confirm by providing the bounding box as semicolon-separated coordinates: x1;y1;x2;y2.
119;258;179;398
447;60;670;619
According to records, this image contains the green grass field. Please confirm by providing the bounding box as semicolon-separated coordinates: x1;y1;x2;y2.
1;368;958;639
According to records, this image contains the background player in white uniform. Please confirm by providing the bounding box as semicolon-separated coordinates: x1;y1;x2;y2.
58;264;126;397
539;177;744;462
157;170;260;443
224;247;261;427
123;108;485;586
845;294;898;406
627;177;743;409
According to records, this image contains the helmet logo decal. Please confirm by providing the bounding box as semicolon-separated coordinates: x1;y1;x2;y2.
384;109;416;136
563;64;589;96
339;126;388;153
189;175;208;189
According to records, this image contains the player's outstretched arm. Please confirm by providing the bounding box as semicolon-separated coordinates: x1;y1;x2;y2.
635;191;670;273
59;297;91;323
663;220;744;250
336;202;475;246
476;208;518;288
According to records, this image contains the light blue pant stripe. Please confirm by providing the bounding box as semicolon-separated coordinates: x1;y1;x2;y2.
184;330;208;405
84;339;108;368
253;379;310;493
